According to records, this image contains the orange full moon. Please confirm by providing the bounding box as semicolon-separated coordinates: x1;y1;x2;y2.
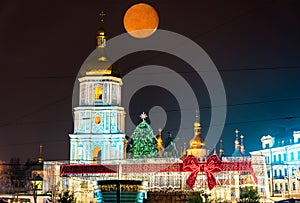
123;3;159;38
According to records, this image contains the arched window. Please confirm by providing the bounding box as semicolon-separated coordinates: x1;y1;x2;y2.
93;146;101;164
95;85;102;101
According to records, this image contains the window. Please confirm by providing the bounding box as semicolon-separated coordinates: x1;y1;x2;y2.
293;182;296;190
284;168;288;176
298;151;300;160
275;183;278;191
95;85;102;100
292;168;296;175
267;170;270;178
278;154;282;162
279;169;282;177
273;155;276;162
284;153;287;161
78;144;84;160
266;143;270;148
291;152;294;161
274;169;277;177
285;183;288;191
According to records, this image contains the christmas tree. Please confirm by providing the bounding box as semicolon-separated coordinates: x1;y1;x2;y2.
129;113;157;158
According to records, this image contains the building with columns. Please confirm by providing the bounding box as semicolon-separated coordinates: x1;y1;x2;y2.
250;130;300;199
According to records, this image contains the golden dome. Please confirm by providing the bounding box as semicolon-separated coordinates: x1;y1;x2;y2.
189;137;205;149
80;26;120;77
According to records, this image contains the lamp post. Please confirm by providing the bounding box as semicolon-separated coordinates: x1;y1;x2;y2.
269;148;274;197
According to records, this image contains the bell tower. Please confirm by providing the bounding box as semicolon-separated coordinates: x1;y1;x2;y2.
69;13;126;164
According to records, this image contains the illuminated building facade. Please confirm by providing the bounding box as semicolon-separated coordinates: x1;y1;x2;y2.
40;16;270;203
69;25;126;164
250;131;300;199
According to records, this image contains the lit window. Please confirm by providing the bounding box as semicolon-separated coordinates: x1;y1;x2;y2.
95;85;102;100
95;116;101;124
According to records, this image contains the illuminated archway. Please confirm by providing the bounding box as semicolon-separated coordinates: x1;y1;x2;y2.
93;146;101;164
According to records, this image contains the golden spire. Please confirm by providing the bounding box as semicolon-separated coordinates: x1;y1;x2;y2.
39;144;43;156
189;110;205;149
234;129;240;150
37;144;43;164
213;145;217;155
96;11;107;48
195;109;199;122
157;128;164;157
85;11;120;77
219;139;224;157
240;134;245;155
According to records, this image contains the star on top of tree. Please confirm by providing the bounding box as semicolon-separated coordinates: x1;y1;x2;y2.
140;112;148;121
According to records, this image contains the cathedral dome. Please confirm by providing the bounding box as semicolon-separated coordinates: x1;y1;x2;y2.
189;137;205;149
80;50;120;77
80;25;120;77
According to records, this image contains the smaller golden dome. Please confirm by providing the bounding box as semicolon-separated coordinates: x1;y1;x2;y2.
194;122;200;127
97;27;106;36
37;157;43;164
189;138;205;149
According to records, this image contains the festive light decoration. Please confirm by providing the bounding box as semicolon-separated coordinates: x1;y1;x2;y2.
129;115;157;158
183;155;222;190
60;157;258;191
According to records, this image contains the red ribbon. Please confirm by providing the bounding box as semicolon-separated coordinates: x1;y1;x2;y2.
183;155;222;190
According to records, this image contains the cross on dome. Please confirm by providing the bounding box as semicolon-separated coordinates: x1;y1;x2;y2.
99;11;106;22
235;129;239;135
140;112;148;121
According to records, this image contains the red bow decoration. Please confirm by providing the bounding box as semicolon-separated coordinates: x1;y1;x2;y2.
183;155;222;190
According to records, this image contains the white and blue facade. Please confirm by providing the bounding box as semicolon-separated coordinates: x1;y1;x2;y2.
69;27;126;164
250;131;300;199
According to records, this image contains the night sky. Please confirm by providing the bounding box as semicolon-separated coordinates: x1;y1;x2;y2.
0;0;300;163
